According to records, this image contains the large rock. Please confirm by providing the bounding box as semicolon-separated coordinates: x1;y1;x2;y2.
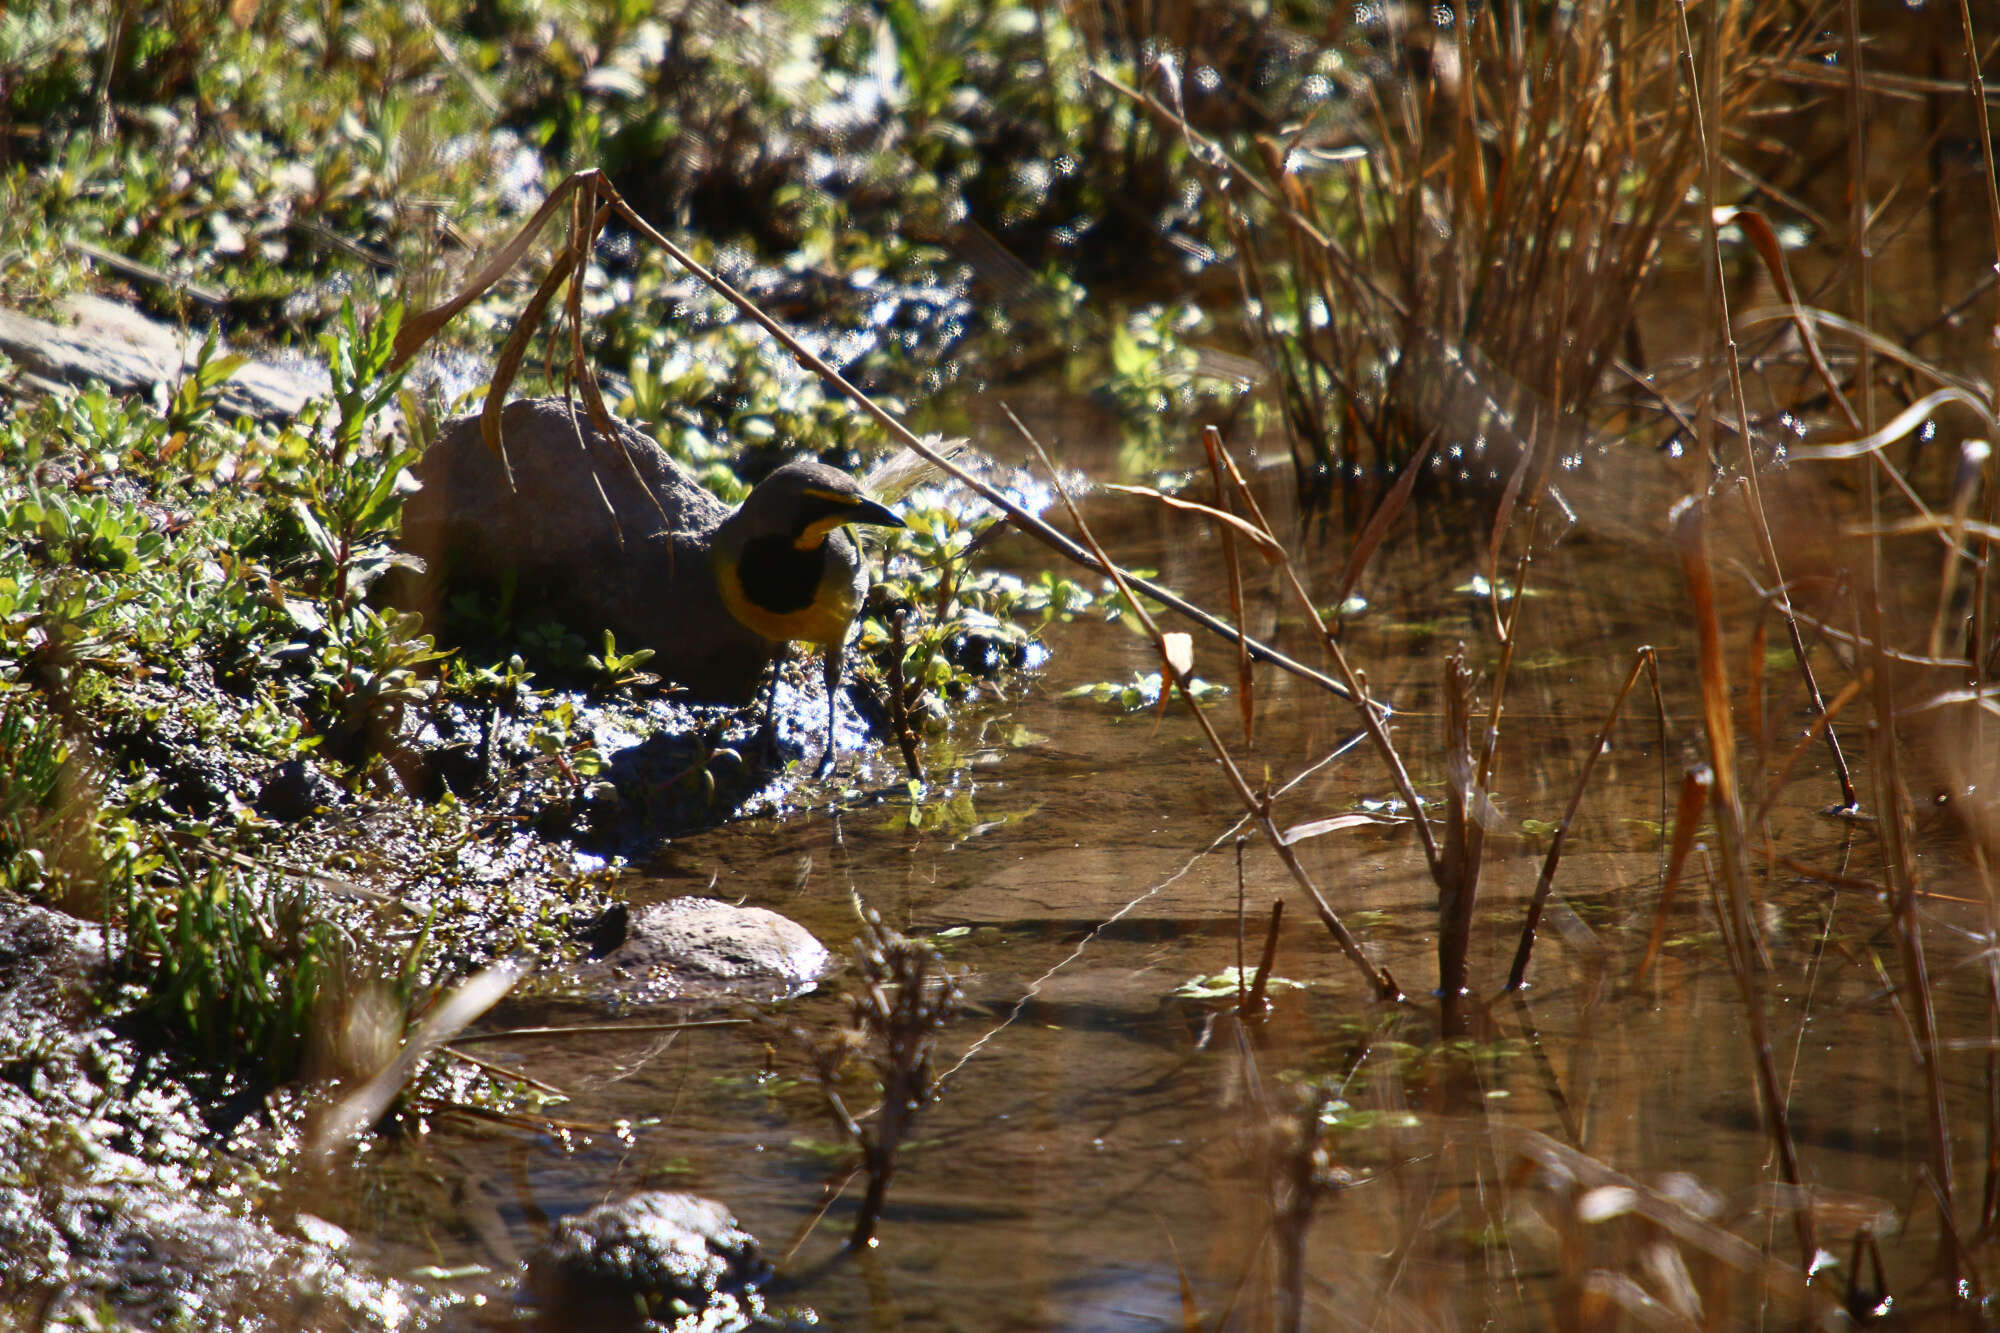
397;397;778;701
527;1191;771;1332
0;898;105;1029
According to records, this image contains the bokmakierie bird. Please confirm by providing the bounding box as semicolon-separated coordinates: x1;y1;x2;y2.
400;397;907;771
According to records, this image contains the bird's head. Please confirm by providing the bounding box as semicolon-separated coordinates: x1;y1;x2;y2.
729;459;906;550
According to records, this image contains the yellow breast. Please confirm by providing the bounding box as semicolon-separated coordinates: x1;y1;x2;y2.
713;540;863;647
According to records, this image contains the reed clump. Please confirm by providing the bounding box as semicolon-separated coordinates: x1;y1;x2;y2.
1138;6;1815;502
1077;1;2000;1319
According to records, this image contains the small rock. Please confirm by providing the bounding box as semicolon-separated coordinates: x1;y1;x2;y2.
255;758;343;821
0;295;324;421
527;1192;771;1333
583;898;831;1003
0;900;105;1029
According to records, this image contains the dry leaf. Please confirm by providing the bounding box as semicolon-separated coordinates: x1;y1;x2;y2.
1102;483;1286;564
1280;812;1407;845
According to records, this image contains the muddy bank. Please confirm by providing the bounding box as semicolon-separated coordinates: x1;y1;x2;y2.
0;899;439;1329
0;874;844;1329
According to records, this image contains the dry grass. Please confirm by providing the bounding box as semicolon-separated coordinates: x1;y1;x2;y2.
1108;3;1826;504
1090;0;2000;1321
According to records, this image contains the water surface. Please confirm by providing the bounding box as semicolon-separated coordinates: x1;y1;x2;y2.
324;425;1995;1328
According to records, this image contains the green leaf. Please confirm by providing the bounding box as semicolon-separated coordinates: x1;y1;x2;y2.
290;498;339;563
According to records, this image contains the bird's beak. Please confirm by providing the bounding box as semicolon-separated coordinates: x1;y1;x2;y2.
849;497;904;529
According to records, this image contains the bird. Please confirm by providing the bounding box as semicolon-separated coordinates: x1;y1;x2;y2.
399;398;907;772
708;458;906;772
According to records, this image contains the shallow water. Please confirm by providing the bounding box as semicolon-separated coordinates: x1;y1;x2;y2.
303;113;2000;1325
302;406;2000;1329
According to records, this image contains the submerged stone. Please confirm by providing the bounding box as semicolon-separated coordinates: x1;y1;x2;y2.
526;1191;772;1333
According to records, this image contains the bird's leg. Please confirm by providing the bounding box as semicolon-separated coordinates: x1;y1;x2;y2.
818;641;843;776
755;651;783;768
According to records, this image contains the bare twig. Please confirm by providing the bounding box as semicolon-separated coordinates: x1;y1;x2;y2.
1507;647;1662;991
1009;407;1400;1001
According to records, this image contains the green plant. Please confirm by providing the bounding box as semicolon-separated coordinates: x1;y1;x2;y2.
1095;304;1249;460
516;620;592;673
523;694;607;786
114;855;434;1087
857;501;1090;752
0;694;99;899
291;300;421;615
1;0;530;330
164;327;249;437
304;604;448;758
0;568;142;701
1063;670;1224;709
584;629;658;692
5;485;168;576
882;0;968;153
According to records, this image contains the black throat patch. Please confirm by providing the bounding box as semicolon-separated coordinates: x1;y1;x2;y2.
737;533;830;614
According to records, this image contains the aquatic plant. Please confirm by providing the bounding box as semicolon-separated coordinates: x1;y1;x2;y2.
787;899;960;1249
1112;5;1816;503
